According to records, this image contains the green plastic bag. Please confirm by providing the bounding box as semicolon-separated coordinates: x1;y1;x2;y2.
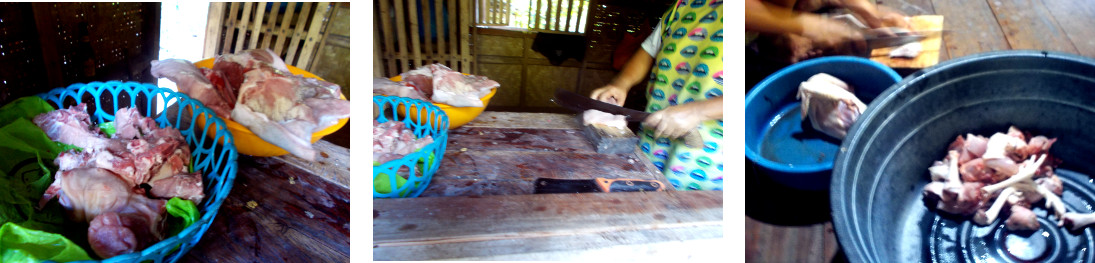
373;151;434;197
165;197;201;237
0;220;92;263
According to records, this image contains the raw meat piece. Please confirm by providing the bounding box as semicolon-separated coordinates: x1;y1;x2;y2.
38;168;166;223
147;172;205;204
796;73;867;139
373;77;428;100
112;107;157;140
205;49;292;106
398;63;500;107
889;42;922;58
33;104;123;151
432;70;499;107
399;64;439;97
150;59;233;118
54;149;141;187
232;69;351;160
1005;205;1040;231
373;120;434;164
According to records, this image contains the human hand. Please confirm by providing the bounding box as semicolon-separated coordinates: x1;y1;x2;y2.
643;102;709;139
589;84;629;106
799;16;866;55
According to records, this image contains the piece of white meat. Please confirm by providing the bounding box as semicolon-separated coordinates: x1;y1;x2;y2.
33;104;124;152
796;73;867;139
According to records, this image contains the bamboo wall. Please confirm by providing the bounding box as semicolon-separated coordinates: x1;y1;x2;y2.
203;2;333;70
374;0;475;77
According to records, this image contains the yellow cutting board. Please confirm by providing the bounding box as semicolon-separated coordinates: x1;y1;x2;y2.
869;15;944;69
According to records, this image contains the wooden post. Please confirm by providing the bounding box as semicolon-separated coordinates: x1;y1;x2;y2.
448;0;458;69
221;3;241;55
203;3;227;58
432;0;444;65
248;2;267;50
575;0;585;33
423;0;434;64
297;2;329;69
554;0;562;31
408;0;422;68
274;2;297;55
394;0;409;73
460;0;472;73
286;2;313;66
379;0;397;76
533;0;541;29
564;0;574;32
260;2;282;49
233;2;254;53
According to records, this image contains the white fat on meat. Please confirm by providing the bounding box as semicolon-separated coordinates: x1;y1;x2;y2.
232;69;351;161
150;59;233;118
581;97;627;129
374;77;428;101
373;120;434;164
796;73;867;139
889;42;923;58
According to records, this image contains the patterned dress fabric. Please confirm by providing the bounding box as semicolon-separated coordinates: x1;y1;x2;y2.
639;0;724;191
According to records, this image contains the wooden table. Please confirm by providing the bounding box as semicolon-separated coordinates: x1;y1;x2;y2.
746;0;1095;261
182;140;350;262
374;112;724;260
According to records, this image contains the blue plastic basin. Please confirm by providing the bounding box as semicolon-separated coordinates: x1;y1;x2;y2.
745;56;901;191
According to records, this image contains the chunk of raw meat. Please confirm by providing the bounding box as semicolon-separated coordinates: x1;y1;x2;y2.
432;70;499;107
1005;205;1041;231
373;77;428;101
232;69;351;160
373;120;434;164
582;97;627;129
889;42;922;58
205;49;292;106
39;168;166;223
150;59;233;118
796;73;867;139
398;63;500;107
147;172;205;204
88;210;164;258
33;104;123;152
112;107;157;140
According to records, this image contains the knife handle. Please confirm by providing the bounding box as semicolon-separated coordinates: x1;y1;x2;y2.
595;178;666;192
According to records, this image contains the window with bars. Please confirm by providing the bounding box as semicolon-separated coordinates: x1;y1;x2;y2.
477;0;591;33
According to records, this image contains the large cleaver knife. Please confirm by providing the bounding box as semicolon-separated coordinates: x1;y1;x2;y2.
552;88;705;148
534;177;666;194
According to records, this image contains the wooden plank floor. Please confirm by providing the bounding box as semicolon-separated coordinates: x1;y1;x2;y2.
746;0;1095;262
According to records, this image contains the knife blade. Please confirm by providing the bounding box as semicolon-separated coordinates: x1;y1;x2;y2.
552;88;707;148
865;34;927;50
552;88;650;122
533;177;666;194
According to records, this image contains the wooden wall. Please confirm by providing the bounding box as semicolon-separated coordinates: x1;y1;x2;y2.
374;0;475;77
476;0;668;112
0;2;160;105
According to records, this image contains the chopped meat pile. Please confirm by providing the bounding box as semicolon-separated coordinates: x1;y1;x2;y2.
796;73;867;139
35;105;203;258
152;49;351;161
922;126;1069;231
375;63;500;107
373;120;434;164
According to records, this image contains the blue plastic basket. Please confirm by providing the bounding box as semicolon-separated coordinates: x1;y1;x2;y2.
373;95;448;198
37;81;238;262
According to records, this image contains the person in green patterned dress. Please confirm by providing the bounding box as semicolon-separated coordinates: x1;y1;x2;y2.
590;0;724;191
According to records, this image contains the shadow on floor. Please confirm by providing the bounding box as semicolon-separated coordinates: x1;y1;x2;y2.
744;158;833;226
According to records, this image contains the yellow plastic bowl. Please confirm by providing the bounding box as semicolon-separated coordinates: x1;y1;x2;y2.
387;75;496;129
193;58;349;157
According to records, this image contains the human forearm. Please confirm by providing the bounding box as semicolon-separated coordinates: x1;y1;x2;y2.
609;49;655;88
694;96;723;120
745;0;812;35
